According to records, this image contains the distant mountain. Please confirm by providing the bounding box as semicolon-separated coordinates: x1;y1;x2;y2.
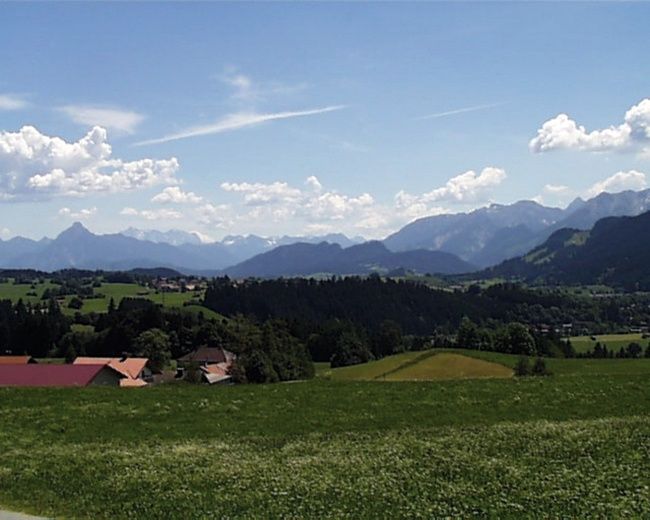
2;223;231;273
120;228;206;246
0;236;51;266
488;210;650;290
384;189;650;268
0;223;365;274
384;200;564;267
222;240;475;278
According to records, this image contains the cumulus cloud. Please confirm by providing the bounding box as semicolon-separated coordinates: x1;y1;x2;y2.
58;207;97;219
0;94;29;111
221;181;303;206
58;105;145;134
396;167;506;213
135;106;345;146
120;207;183;221
530;98;650;154
0;227;10;238
586;170;647;198
151;186;203;204
0;126;179;199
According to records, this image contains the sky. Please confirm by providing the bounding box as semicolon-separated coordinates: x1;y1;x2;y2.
1;2;650;241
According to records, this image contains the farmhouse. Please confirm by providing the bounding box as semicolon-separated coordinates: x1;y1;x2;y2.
178;347;236;385
0;355;36;365
73;357;152;387
0;364;124;387
178;347;235;366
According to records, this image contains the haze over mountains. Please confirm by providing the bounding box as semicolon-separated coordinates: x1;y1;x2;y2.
1;188;650;277
384;189;650;267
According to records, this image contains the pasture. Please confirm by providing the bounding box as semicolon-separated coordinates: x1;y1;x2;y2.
0;279;204;314
1;372;650;518
569;333;648;353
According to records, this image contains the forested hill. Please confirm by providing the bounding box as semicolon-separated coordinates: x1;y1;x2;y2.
488;210;650;290
222;241;475;278
203;277;598;336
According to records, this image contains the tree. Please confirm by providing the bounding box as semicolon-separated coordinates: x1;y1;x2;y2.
506;323;536;356
68;297;83;310
626;342;643;359
134;328;171;372
456;317;480;350
330;330;373;368
373;320;403;357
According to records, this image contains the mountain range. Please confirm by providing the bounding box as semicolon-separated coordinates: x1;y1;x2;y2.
383;189;650;267
487;210;650;290
0;224;364;274
2;188;650;277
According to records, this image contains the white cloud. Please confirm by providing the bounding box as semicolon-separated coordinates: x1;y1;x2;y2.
151;186;203;204
58;105;145;134
135;106;345;146
196;202;234;229
213;169;507;239
305;175;322;192
543;184;570;194
120;207;183;221
221;181;303;206
0;126;179;199
0;94;29;111
530;98;650;154
220;70;308;103
586;170;647;198
400;167;506;206
0;227;10;238
58;207;97;219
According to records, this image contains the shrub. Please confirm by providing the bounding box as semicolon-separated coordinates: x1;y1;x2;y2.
514;356;530;377
532;357;551;376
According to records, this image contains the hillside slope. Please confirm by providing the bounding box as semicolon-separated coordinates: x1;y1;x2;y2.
222;241;475;278
489;210;650;289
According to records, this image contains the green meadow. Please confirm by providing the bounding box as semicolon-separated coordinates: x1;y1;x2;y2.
2;352;650;518
0;279;204;314
569;333;648;353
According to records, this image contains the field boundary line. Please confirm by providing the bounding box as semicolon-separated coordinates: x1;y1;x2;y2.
373;350;438;380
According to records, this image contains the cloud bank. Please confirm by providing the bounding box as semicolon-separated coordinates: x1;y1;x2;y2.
0;126;179;199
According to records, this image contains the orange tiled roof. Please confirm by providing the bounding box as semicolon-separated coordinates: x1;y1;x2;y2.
74;357;148;379
73;357;149;386
0;356;33;365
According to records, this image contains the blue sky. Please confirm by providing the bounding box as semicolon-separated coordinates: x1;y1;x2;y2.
1;2;649;240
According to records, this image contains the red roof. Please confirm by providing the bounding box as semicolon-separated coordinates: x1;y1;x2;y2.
0;364;112;387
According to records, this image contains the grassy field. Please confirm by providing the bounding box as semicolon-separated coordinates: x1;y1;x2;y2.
321;350;429;380
1;373;650;518
569;333;648;353
383;352;513;381
323;351;513;381
0;280;58;304
0;279;208;316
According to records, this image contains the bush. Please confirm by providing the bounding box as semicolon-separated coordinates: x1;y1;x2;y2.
514;356;530;377
532;357;551;376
